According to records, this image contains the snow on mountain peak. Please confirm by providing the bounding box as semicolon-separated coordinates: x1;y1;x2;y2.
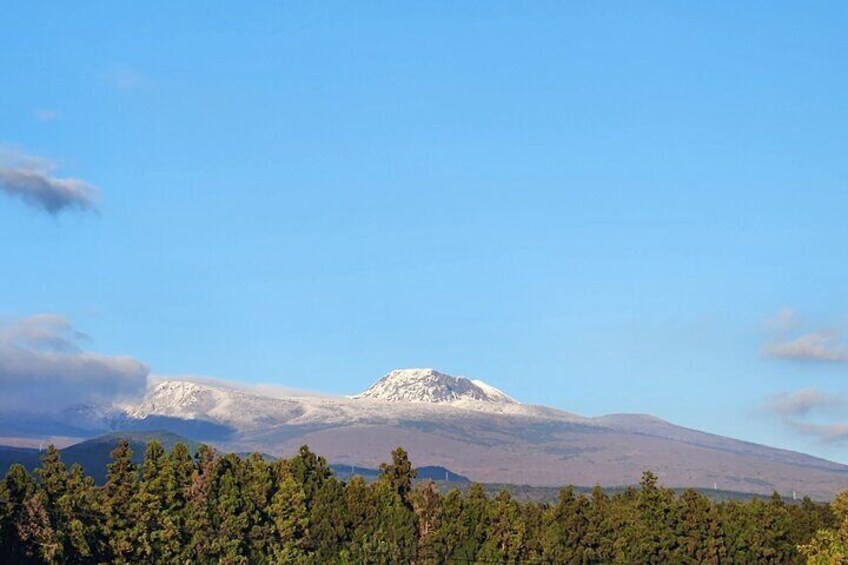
353;368;517;405
120;379;241;421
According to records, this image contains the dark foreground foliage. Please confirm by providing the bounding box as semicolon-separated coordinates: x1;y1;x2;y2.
0;441;836;564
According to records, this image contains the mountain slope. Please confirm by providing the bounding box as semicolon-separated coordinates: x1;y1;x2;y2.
4;368;848;499
0;431;199;483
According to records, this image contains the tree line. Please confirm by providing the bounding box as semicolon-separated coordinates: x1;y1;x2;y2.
0;440;844;564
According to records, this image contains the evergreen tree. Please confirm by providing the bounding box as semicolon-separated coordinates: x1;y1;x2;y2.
131;440;170;561
242;452;274;563
585;485;614;562
18;490;62;563
35;446;67;512
33;445;69;562
207;453;250;563
520;500;546;562
541;486;589;563
357;472;419;563
679;488;725;564
63;463;102;562
156;442;193;562
460;483;492;561
286;445;342;555
309;474;348;561
268;470;309;563
479;490;527;563
0;441;827;563
746;493;794;563
800;489;848;564
183;443;217;562
436;488;471;562
0;478;12;560
412;479;443;563
378;447;416;509
630;471;681;563
2;464;37;563
101;439;139;563
288;445;333;510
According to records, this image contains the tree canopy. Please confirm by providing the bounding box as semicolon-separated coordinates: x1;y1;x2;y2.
0;441;835;564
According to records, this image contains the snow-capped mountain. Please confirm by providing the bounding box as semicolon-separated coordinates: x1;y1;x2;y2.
119;370;553;432
352;368;516;405
6;368;848;499
121;380;309;429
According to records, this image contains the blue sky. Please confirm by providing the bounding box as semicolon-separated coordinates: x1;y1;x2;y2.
2;2;847;460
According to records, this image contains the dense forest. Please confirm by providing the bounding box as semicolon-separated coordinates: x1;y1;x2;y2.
0;441;845;564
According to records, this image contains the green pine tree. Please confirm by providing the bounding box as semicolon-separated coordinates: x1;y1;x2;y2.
102;439;139;563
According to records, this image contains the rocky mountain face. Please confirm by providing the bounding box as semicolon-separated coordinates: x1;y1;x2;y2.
6;368;848;499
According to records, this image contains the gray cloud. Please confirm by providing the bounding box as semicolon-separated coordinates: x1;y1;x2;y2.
0;315;148;412
789;421;848;444
764;388;841;418
0;149;99;215
765;330;848;363
764;388;848;444
762;308;848;363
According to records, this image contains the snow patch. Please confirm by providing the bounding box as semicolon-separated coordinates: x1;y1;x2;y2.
353;368;518;405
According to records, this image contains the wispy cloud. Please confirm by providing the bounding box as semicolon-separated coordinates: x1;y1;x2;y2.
0;314;148;412
763;388;848;444
790;421;848;444
109;64;152;90
764;307;801;333
0;148;99;215
33;109;61;122
761;310;848;443
765;330;848;363
2;313;89;353
762;308;848;363
764;388;841;418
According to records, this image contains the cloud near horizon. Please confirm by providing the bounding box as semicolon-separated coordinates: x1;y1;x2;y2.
764;388;848;444
765;330;848;363
764;388;841;418
0;148;99;215
790;421;848;444
762;308;848;363
0;314;148;412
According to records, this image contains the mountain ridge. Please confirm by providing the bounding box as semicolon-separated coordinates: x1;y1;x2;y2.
3;368;847;499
